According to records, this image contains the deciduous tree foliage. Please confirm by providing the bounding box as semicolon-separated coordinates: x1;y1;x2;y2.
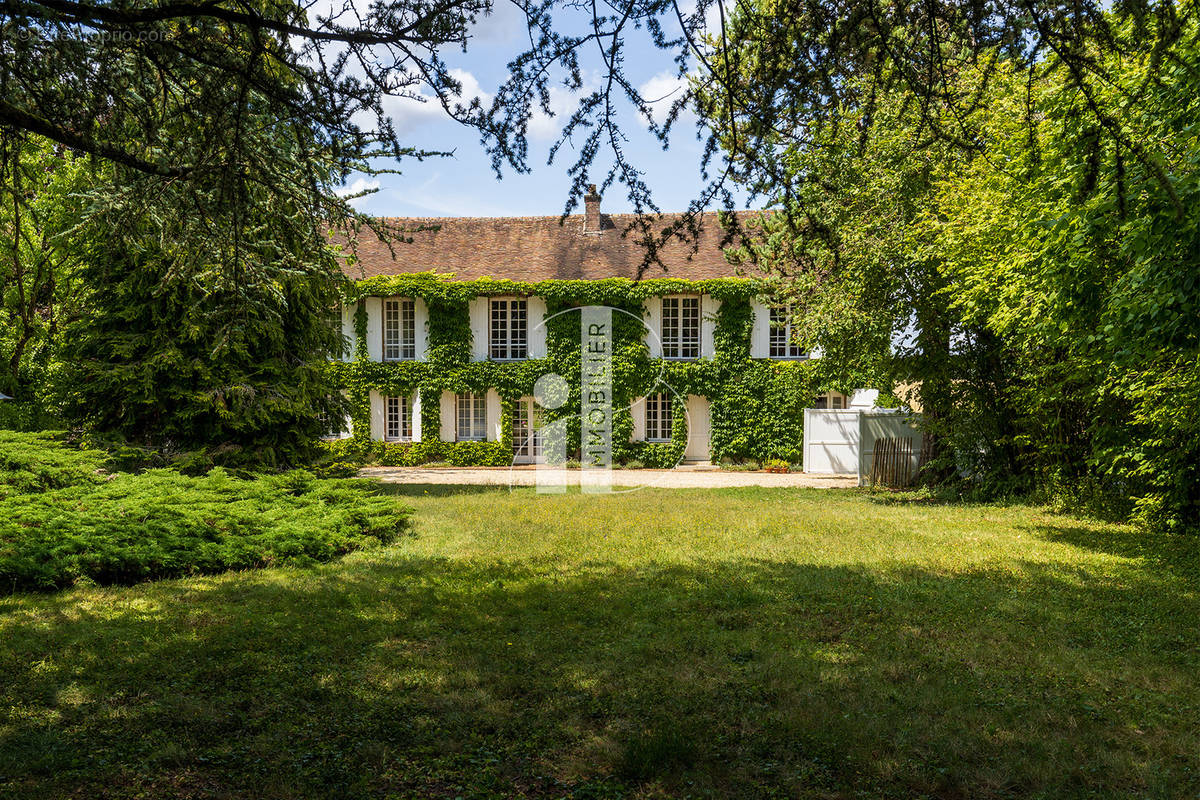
712;9;1200;528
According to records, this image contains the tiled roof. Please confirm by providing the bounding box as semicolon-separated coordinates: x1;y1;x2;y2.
338;212;752;282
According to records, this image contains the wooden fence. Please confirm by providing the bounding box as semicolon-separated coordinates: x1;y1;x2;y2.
868;437;915;488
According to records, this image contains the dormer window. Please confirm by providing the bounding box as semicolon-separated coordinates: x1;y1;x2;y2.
768;305;806;359
660;296;700;359
490;298;528;360
383;298;416;361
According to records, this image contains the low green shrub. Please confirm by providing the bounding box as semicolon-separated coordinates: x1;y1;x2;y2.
318;438;512;468
0;401;63;432
0;431;107;497
0;466;411;592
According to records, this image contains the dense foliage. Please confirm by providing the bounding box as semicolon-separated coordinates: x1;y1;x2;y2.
328;275;877;468
0;432;411;592
713;15;1200;529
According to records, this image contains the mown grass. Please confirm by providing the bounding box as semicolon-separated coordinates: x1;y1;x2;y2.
2;485;1198;798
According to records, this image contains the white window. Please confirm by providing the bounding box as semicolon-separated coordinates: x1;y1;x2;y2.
769;305;806;359
814;392;846;410
512;397;542;460
489;298;528;360
645;393;673;442
319;401;348;439
383;298;416;361
384;395;412;441
661;296;700;359
456;393;487;441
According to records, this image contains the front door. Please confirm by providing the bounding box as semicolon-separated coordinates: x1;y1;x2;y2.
684;395;711;462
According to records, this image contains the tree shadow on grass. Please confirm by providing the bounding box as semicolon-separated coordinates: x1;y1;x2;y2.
0;554;1197;799
1030;520;1200;582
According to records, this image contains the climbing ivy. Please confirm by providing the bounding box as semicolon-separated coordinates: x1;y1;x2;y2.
327;274;862;466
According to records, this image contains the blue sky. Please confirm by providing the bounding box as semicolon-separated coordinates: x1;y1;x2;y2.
340;4;746;219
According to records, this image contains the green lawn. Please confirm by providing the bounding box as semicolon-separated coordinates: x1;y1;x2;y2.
2;486;1198;799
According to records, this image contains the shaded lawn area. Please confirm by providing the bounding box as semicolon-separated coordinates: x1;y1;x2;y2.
2;486;1198;799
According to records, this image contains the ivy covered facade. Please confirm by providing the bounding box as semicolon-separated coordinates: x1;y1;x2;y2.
326;204;858;468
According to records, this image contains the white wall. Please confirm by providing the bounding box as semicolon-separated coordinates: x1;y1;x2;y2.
749;298;770;358
413;298;430;360
368;390;385;440
364;296;383;362
643;300;662;358
528;296;548;358
849;389;879;409
701;296;721;358
802;409;860;473
468;297;489;360
439;391;456;442
485;388;502;442
630;396;646;440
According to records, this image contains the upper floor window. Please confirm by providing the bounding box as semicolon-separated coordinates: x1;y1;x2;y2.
383;298;416;361
645;393;673;442
384;395;413;441
490;298;528;360
661;296;700;359
456;392;487;441
769;305;806;359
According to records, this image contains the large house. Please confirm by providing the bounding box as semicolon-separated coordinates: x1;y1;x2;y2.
328;190;861;467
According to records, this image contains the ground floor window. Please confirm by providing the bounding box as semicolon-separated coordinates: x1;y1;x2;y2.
457;393;487;441
320;406;348;439
814;392;846;410
384;395;412;441
512;397;542;460
645;393;673;442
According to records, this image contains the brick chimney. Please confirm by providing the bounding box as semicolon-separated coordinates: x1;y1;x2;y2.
583;184;602;233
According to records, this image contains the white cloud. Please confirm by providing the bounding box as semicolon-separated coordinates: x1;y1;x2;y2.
468;3;527;42
379;68;493;134
526;84;580;141
335;176;381;208
638;71;691;126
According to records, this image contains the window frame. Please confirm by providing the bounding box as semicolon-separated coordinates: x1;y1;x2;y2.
382;298;417;361
768;304;807;359
489;297;529;361
383;395;413;442
456;392;488;442
319;400;349;440
644;393;674;442
660;295;701;360
814;392;846;410
512;397;542;460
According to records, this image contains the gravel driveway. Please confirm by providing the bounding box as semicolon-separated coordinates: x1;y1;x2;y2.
360;466;858;489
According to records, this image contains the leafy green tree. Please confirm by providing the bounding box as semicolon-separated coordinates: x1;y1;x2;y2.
711;7;1200;527
0;135;85;400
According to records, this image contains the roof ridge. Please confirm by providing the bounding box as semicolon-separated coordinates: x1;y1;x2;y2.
367;209;759;224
